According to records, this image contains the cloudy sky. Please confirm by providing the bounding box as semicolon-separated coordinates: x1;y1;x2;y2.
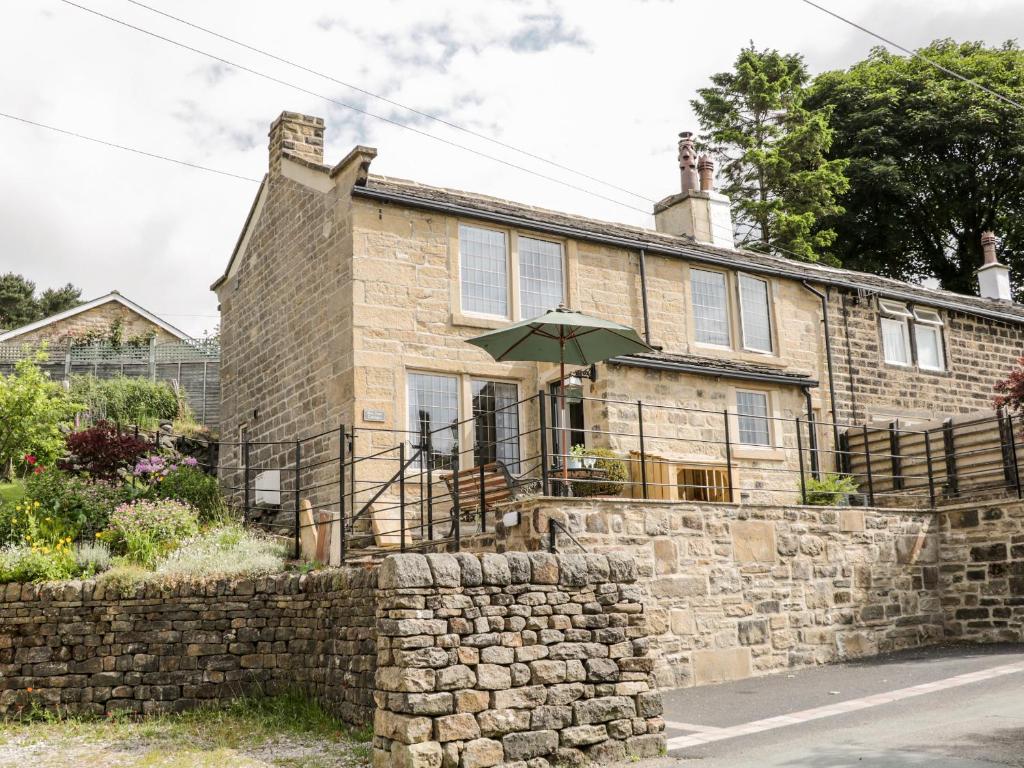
1;0;1020;336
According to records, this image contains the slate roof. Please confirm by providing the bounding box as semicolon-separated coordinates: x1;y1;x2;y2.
355;175;1024;325
609;351;817;387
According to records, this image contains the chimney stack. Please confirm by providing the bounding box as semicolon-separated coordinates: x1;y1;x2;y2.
268;111;325;174
654;131;734;249
698;155;715;192
977;231;1012;301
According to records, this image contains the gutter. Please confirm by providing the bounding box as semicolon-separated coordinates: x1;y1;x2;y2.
353;186;1024;326
609;354;818;388
638;248;652;346
801;281;842;470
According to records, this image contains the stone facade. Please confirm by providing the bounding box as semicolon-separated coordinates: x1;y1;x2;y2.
829;287;1024;425
940;499;1024;642
465;498;946;688
4;298;180;345
372;552;665;767
0;569;377;723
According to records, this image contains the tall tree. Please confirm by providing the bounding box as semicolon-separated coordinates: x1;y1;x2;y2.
808;40;1024;296
0;274;39;330
37;284;83;317
0;274;83;330
692;44;849;262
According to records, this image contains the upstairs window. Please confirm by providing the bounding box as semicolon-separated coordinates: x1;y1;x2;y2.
460;224;507;316
691;269;730;346
736;390;771;446
879;300;913;366
879;300;944;371
738;274;773;353
912;307;945;371
518;237;564;319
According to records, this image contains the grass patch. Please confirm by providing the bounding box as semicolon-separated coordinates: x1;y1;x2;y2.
0;694;371;767
0;480;25;505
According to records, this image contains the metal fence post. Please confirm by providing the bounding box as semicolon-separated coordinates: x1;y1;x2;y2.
538;391;550;496
796;416;807;503
862;424;875;506
294;440;302;559
426;432;434;541
349;428;357;538
452;452;461;552
479;462;487;533
243;438;251;523
889;421;903;491
1009;413;1022;499
399;443;406;553
339;424;346;564
942;418;958;496
723;409;734;502
548;517;556;554
637;400;648;500
924;428;936;509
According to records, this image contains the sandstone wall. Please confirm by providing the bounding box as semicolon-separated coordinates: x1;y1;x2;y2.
6;301;180;344
829;287;1024;425
940;499;1024;642
467;498;944;689
0;569;377;724
372;551;665;768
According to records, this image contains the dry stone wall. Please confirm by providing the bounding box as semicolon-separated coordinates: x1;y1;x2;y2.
940;499;1024;642
372;551;665;768
0;569;377;724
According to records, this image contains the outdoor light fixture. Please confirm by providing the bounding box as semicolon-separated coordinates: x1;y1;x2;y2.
566;363;598;384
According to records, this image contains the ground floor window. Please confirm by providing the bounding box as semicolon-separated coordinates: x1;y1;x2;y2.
408;372;459;469
472;379;520;471
736;390;771;446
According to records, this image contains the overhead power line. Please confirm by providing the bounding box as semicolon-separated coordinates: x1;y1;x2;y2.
124;0;655;204
56;0;652;215
798;0;1024;112
0;110;260;182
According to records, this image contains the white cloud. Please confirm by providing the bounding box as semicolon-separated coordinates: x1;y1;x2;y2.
0;0;1019;335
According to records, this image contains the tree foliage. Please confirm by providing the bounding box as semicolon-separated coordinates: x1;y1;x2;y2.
0;352;83;478
808;40;1024;295
0;273;82;330
691;44;849;261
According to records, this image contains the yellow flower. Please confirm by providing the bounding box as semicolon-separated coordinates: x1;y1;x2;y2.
33;501;40;508
95;532;101;538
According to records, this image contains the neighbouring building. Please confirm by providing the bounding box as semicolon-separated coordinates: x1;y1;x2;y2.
0;291;221;429
214;112;1024;518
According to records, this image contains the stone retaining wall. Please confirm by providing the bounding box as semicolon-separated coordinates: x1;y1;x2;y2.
471;498;945;688
372;552;665;768
940;499;1024;642
0;569;377;723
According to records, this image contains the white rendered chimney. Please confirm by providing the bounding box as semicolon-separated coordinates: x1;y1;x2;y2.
977;231;1012;302
654;132;734;249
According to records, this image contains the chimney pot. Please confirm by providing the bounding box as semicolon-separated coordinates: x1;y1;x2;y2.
981;231;999;265
698;155;715;192
678;131;699;192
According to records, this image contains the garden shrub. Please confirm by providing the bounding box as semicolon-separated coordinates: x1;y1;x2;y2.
148;464;226;522
108;499;199;567
69;375;179;429
570;447;629;497
24;468;134;539
800;473;859;505
95;563;151;595
0;351;82;478
73;541;112;576
154;524;286;581
0;544;76;583
59;421;149;481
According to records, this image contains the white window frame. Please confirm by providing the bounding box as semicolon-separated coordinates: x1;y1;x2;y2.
690;268;732;349
737;272;774;354
459;224;509;319
912;307;945;371
878;300;913;367
735;389;773;447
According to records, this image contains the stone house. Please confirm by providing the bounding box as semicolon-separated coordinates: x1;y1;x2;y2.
0;290;188;345
214;112;1024;515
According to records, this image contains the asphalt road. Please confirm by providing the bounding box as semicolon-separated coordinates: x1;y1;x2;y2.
646;644;1024;767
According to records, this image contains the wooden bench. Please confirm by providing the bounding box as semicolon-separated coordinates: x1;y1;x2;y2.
442;461;535;534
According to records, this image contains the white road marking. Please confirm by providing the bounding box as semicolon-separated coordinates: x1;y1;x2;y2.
665;660;1024;752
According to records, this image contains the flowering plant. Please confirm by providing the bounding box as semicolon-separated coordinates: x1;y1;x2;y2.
133;454;198;481
108;499;199;566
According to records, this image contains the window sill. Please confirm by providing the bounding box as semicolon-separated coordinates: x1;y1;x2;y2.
732;445;787;462
451;311;511;331
692;344;788;368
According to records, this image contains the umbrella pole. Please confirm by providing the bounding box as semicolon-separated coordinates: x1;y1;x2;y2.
560;340;568;494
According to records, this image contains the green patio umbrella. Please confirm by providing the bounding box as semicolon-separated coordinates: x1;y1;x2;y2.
466;305;652;490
